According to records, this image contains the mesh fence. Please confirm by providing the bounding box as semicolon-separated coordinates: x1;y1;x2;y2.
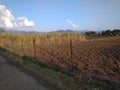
0;35;120;83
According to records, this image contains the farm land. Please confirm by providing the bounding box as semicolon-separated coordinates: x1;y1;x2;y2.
0;33;120;84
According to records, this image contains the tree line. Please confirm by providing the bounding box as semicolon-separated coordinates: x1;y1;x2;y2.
85;29;120;36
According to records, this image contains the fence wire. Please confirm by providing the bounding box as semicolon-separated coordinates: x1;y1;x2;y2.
0;36;120;83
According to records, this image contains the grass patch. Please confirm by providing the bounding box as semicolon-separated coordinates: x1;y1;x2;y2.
22;55;74;76
0;47;21;58
0;47;7;51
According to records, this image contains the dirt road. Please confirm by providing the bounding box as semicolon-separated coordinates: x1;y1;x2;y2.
0;55;49;90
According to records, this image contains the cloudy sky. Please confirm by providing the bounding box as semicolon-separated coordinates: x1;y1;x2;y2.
0;0;120;31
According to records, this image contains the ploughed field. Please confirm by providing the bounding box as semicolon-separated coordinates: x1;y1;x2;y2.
23;36;120;82
0;33;120;83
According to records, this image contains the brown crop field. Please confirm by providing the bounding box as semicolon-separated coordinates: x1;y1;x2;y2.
0;33;120;84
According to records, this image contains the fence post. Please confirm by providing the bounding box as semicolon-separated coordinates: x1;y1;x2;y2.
12;41;15;53
21;40;24;56
70;37;74;73
33;38;36;59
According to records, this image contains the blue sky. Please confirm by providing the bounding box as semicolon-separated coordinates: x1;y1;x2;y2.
0;0;120;32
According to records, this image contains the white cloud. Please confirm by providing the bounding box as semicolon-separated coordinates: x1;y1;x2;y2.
0;5;14;28
67;19;79;30
15;17;34;27
0;4;35;29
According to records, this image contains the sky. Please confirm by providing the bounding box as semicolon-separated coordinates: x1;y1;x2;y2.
0;0;120;32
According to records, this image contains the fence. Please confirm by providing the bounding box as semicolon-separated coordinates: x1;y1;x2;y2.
0;34;120;83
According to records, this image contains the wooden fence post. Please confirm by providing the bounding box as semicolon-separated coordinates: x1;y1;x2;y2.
21;40;24;56
12;41;15;53
33;38;36;59
70;38;74;73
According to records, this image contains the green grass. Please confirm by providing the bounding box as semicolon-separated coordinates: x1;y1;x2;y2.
22;55;74;76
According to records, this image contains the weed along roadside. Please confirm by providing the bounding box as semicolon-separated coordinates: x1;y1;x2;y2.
0;47;120;90
22;55;74;76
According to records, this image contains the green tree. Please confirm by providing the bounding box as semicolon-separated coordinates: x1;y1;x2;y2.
85;31;97;36
104;30;112;36
112;29;120;36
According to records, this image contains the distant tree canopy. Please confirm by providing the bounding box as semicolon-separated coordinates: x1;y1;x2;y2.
85;29;120;36
85;31;97;36
101;29;120;36
101;30;111;36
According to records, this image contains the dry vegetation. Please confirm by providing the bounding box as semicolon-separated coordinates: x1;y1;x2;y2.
0;32;120;84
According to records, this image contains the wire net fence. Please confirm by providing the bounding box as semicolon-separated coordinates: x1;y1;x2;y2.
0;34;120;83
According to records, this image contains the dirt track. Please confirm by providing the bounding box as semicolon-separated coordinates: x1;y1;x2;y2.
0;56;49;90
